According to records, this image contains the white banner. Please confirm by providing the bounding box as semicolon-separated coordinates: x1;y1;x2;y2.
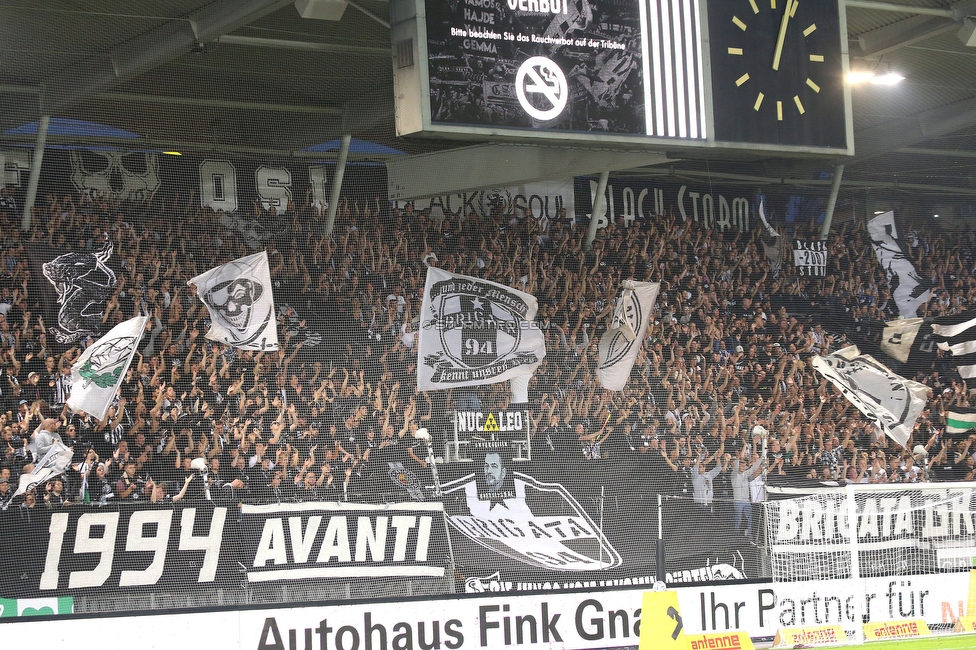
418;267;545;391
188;251;279;351
598;281;659;391
12;440;74;500
4;574;971;648
881;318;924;363
66;315;148;421
867;211;931;318
813;345;930;448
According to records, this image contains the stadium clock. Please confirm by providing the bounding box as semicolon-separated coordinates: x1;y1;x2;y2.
706;0;849;150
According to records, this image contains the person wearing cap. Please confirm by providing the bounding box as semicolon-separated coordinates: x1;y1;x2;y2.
912;444;930;482
20;371;43;405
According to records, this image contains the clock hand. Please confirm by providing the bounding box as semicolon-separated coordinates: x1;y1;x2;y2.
772;0;797;72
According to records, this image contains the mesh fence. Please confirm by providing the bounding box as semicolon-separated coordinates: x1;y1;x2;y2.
4;71;976;618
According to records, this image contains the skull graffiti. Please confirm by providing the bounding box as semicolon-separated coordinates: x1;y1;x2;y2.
70;150;161;200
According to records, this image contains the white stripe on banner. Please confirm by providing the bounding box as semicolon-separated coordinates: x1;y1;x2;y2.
939;339;976;356
646;0;705;139
247;566;445;582
957;362;976;380
932;314;976;339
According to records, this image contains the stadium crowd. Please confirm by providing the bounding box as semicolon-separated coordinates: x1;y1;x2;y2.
0;185;975;520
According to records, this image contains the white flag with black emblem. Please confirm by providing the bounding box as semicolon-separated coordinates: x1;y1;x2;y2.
812;345;930;449
67;315;148;420
598;281;660;391
418;267;545;391
881;317;923;363
189;251;279;351
867;211;932;317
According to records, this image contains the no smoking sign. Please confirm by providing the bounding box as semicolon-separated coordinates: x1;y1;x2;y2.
515;56;568;121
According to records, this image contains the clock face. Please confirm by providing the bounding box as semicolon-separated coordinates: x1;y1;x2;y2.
707;0;848;149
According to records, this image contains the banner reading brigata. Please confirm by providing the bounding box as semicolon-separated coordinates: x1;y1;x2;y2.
766;486;976;579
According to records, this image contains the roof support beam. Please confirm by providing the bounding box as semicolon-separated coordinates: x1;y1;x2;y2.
386;144;670;200
845;1;952;18
97;92;341;115
219;34;390;56
849;0;976;57
854;15;956;58
33;0;293;115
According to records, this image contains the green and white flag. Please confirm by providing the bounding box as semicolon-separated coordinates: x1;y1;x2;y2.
67;315;148;420
946;407;976;435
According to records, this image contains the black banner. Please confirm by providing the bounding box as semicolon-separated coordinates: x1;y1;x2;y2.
0;501;452;599
0;504;233;597
26;242;121;345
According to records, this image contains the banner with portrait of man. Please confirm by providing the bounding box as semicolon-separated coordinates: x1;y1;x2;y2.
475;439;515;504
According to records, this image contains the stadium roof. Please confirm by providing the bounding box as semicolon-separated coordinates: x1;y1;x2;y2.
1;0;976;196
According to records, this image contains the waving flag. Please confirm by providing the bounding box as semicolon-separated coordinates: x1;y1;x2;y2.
598;281;659;391
10;440;75;503
946;407;976;435
67;315;148;420
813;345;930;449
867;211;931;317
931;310;976;391
189;251;279;351
418;267;545;391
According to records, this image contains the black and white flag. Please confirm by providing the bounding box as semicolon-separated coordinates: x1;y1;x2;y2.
792;240;827;277
758;201;784;276
417;267;545;391
27;241;119;344
881;317;924;364
67;315;148;420
11;440;74;502
813;345;930;448
189;251;279;351
598;281;659;391
867;211;932;318
931;310;976;391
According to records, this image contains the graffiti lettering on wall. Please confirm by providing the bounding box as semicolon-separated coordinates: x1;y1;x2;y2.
583;177;752;233
394;180;576;223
